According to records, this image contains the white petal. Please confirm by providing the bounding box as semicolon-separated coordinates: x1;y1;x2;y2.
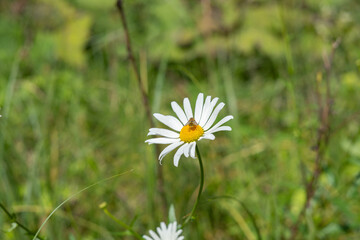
168;222;176;237
176;229;183;235
158;222;167;238
159;141;184;163
144;222;184;240
171;101;187;125
194;93;204;123
145;138;180;145
202;102;225;131
173;144;187;167
153;113;183;131
176;229;184;238
198;96;212;126
200;98;220;128
149;230;161;240
205;115;233;134
183;97;193;120
171;222;178;233
199;133;215;141
148;128;179;138
189;142;196;158
183;143;191;158
160;222;166;229
207;126;232;134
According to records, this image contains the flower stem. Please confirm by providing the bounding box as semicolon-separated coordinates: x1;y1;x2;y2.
102;208;142;240
0;203;44;240
183;144;204;226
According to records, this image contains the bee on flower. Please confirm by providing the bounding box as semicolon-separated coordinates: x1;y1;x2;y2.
145;93;233;167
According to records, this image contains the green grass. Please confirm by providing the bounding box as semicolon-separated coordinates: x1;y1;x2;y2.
1;0;360;239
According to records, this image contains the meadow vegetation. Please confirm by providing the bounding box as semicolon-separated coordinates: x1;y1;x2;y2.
1;0;360;239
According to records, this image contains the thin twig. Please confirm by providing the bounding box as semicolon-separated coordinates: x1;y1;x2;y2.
115;0;167;215
0;203;44;240
288;38;340;239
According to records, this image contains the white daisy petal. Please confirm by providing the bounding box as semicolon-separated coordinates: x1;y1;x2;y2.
174;144;187;167
143;221;183;240
183;143;191;158
158;223;167;238
161;222;167;229
148;128;180;138
189;142;196;158
183;97;193;120
194;93;204;123
176;229;183;236
145;138;180;145
199;133;215;141
198;96;212;126
199;97;219;127
167;223;175;237
176;229;184;239
159;141;184;163
154;113;183;131
171;101;187;125
205;115;234;133
207;126;232;134
172;223;178;233
149;230;161;240
145;94;232;165
202;102;225;130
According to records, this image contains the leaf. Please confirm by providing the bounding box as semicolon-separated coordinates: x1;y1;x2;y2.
341;138;360;158
75;0;114;10
341;71;360;89
55;15;92;67
290;188;306;216
146;0;195;60
221;202;256;240
318;223;343;238
341;164;360;183
236;28;285;57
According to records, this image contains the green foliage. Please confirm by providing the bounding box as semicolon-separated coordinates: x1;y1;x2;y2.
1;0;360;239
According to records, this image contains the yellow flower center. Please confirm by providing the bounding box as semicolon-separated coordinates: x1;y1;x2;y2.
179;118;204;143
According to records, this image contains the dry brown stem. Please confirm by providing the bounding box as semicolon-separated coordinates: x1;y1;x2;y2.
288;38;340;240
115;0;167;216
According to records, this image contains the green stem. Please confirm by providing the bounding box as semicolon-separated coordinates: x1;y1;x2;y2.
0;203;44;240
103;209;142;240
183;144;204;226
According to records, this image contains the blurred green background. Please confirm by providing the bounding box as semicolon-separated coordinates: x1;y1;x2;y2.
1;0;360;239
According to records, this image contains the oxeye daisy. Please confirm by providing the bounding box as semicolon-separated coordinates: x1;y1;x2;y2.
145;93;233;167
143;221;184;240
